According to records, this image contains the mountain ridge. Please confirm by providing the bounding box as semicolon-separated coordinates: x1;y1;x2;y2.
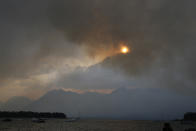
1;88;196;120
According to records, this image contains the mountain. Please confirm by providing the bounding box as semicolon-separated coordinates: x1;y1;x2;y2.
27;90;81;115
28;90;109;117
0;96;32;111
1;88;196;120
26;88;196;120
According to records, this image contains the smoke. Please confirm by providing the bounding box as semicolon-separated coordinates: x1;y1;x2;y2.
49;0;196;68
0;0;196;100
48;0;196;93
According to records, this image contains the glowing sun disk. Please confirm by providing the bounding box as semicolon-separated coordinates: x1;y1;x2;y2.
121;46;129;54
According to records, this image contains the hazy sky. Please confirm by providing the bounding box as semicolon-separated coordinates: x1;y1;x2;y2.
0;0;196;102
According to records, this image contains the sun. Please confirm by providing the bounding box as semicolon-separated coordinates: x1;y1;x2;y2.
121;46;129;54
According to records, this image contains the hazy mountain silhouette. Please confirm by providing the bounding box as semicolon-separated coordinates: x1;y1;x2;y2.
27;90;81;116
1;88;196;120
0;96;32;111
25;88;196;120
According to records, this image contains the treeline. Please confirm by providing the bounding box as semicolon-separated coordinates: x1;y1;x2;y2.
184;112;196;121
0;111;66;118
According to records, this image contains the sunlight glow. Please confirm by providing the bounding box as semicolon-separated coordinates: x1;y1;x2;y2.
121;46;129;54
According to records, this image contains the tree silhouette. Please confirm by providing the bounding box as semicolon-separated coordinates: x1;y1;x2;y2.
0;111;66;118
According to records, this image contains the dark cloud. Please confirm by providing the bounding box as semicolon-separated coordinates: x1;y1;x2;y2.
0;0;81;81
0;0;196;96
49;0;196;72
48;0;196;92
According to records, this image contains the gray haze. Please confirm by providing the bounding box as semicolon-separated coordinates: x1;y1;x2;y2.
0;0;196;119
